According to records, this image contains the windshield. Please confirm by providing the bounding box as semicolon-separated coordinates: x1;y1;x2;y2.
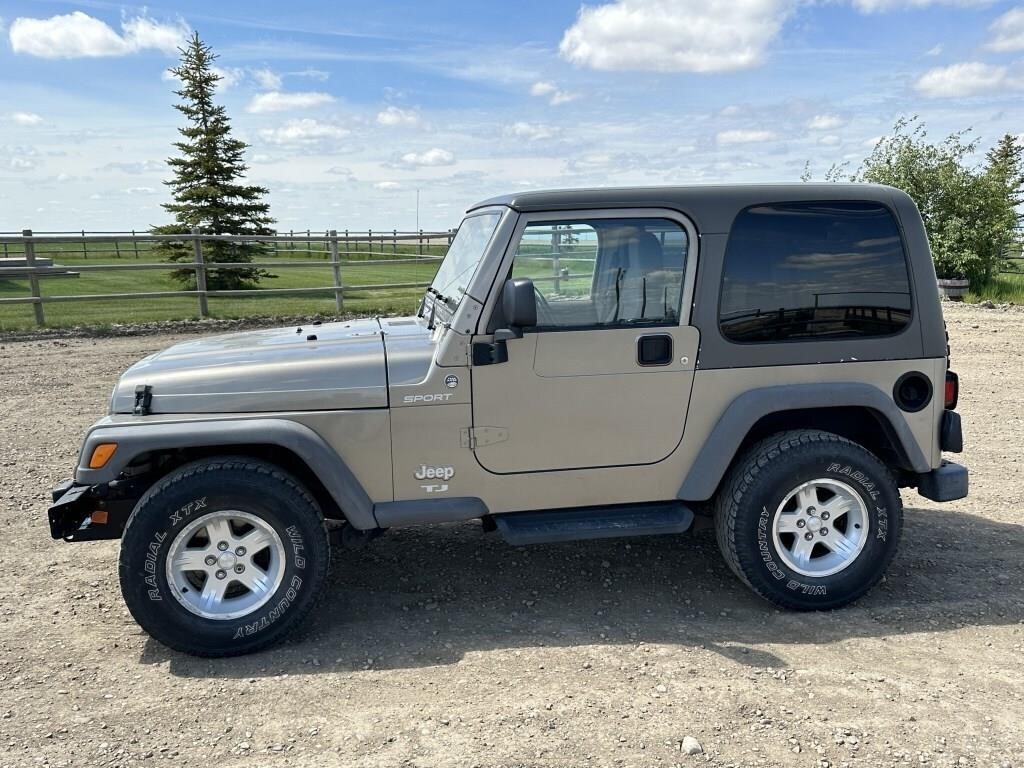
429;212;502;306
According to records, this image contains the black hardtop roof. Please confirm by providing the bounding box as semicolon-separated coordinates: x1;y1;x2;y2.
468;183;911;233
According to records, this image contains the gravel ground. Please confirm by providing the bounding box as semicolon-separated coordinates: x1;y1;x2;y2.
1;302;1022;768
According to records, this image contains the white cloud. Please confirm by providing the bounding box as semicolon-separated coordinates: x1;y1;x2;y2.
818;134;842;146
914;61;1021;97
374;181;402;190
259;119;349;145
246;91;335;113
124;186;156;195
717;128;778;144
926;44;943;56
101;159;164;174
559;0;791;73
506;122;560;142
9;11;187;59
291;68;330;81
253;68;283;90
8;157;36;172
807;114;844;130
987;8;1024;52
376;106;420;126
852;0;993;11
8;112;43;126
529;80;578;105
397;147;456;167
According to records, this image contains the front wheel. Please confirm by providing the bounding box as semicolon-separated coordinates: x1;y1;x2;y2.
119;458;330;656
715;430;903;610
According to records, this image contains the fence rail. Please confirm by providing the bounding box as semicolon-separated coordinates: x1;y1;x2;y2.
0;229;453;327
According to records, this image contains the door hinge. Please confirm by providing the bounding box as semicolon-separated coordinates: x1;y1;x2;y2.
460;426;508;449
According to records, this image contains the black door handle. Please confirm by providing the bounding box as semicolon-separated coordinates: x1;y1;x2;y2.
637;334;673;366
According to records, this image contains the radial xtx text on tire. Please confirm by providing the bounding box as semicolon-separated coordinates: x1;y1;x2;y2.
715;430;903;611
118;458;330;657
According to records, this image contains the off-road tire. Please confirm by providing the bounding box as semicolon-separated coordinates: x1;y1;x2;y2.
714;430;903;611
119;457;330;657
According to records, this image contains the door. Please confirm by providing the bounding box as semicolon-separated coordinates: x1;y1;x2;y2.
471;212;700;474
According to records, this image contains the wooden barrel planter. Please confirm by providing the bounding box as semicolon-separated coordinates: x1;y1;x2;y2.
937;278;969;300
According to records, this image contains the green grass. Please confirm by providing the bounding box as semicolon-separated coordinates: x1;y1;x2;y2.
0;240;446;331
965;271;1024;304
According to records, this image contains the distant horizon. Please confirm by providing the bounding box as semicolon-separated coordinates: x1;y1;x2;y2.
2;0;1023;231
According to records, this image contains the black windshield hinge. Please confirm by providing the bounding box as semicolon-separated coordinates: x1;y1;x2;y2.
472;340;509;366
133;385;153;416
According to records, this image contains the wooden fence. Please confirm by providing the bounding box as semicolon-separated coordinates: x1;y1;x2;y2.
0;229;453;327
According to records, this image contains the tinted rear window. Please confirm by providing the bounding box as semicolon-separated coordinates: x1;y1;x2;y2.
719;201;912;343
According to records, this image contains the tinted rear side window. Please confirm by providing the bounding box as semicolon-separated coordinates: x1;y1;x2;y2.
719;201;912;343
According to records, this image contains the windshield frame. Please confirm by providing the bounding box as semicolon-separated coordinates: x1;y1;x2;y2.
427;210;503;310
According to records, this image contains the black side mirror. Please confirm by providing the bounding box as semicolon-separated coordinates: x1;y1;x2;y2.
473;278;537;365
501;278;537;330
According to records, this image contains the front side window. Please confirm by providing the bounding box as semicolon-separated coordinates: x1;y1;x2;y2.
509;217;688;329
719;202;912;343
429;212;502;307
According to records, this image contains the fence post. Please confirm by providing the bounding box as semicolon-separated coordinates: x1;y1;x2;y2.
392;229;397;254
23;229;45;327
329;229;343;314
552;225;561;294
418;229;423;256
191;228;208;318
81;229;87;259
132;229;140;258
368;229;373;256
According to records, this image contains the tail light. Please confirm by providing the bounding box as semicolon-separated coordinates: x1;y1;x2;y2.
944;370;959;410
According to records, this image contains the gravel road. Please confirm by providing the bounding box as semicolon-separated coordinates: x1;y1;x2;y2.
1;302;1021;768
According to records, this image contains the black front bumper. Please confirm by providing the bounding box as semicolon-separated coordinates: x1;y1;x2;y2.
916;461;969;502
48;480;130;541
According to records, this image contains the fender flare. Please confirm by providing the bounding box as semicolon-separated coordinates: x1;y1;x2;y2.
677;382;930;501
74;418;377;530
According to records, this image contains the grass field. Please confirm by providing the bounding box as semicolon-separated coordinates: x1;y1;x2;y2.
0;237;447;330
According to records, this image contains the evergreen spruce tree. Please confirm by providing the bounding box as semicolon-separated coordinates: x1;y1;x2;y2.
985;134;1024;220
154;32;274;290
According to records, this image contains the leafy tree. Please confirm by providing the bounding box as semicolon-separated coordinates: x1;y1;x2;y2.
805;117;1020;283
153;32;274;290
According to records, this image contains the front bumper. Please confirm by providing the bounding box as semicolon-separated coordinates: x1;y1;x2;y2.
916;461;969;502
48;479;131;541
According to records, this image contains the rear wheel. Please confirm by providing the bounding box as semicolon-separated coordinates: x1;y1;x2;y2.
714;430;902;610
119;457;330;656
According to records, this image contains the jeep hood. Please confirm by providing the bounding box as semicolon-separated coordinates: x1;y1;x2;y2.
110;317;434;414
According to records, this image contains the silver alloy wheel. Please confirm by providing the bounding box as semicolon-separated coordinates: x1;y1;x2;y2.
771;479;870;578
165;510;286;620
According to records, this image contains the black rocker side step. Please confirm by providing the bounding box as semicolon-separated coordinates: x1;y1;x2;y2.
493;502;694;546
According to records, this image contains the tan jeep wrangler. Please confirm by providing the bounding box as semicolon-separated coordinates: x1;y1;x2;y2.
49;184;967;657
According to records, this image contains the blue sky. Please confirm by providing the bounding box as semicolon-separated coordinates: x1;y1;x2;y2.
1;0;1022;231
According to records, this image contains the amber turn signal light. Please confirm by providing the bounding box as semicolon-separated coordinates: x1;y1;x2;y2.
88;443;118;469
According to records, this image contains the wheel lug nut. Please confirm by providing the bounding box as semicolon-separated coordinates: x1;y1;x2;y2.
796;519;806;528
820;512;830;521
807;507;816;515
217;541;229;551
204;555;217;566
235;546;246;556
804;532;814;541
234;564;245;574
215;570;226;580
820;527;829;536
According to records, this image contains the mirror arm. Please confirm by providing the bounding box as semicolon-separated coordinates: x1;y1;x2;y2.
493;327;522;342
